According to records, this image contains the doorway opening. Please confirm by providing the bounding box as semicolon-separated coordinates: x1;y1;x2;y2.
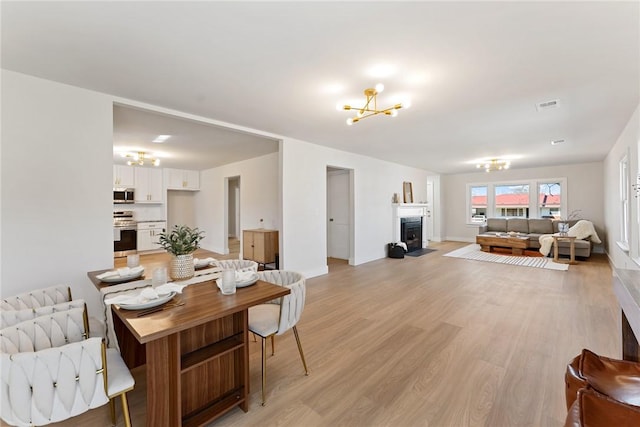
225;176;241;256
326;166;354;270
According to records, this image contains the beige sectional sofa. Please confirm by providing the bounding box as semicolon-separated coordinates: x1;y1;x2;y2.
478;218;593;258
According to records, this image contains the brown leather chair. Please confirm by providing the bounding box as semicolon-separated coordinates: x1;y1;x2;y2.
564;349;640;426
564;388;640;427
565;349;640;409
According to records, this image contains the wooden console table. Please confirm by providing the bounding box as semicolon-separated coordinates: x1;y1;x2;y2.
89;273;289;426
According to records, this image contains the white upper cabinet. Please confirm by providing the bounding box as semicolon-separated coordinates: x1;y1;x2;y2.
134;167;163;203
113;165;135;187
165;168;200;191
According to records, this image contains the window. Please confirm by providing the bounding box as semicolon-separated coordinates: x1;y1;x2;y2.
470;185;487;222
495;184;529;218
466;178;567;223
538;182;561;218
620;154;630;250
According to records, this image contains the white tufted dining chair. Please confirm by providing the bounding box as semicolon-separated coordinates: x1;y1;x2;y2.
1;285;104;338
0;285;72;310
0;307;134;426
216;259;258;272
248;270;309;405
0;299;88;329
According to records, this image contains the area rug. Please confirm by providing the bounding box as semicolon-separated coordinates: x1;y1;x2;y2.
405;248;437;257
443;244;569;271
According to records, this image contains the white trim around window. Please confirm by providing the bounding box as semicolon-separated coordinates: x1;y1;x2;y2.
466;177;568;224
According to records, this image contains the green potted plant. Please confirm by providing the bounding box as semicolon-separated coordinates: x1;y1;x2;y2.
158;225;205;280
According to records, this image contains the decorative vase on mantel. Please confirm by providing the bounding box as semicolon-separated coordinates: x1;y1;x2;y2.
170;253;195;280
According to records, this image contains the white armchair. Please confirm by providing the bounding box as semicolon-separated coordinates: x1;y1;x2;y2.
248;270;308;405
0;307;134;426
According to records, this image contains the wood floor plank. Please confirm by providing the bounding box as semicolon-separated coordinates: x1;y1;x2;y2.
14;241;619;427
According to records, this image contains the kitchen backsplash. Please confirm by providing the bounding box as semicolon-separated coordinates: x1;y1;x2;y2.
113;204;165;221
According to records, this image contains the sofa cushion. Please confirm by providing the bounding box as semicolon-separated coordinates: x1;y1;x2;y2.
507;218;529;233
486;218;507;232
529;219;553;234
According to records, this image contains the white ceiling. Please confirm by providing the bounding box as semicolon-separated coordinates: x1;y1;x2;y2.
2;1;638;174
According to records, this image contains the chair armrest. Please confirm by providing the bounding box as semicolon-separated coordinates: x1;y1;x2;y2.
478;225;488;233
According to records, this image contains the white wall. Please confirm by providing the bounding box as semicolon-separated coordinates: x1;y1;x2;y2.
195;153;279;254
1;70;114;317
167;190;197;230
280;137;437;278
604;103;640;270
442;162;605;245
1;70;440;305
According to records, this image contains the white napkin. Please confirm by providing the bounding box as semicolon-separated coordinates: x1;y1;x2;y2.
103;282;187;305
96;266;144;280
193;257;217;267
235;270;255;282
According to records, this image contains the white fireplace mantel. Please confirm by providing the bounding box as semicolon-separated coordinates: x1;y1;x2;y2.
392;203;429;248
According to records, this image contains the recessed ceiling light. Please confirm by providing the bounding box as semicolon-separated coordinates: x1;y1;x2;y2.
153;135;171;143
551;139;565;145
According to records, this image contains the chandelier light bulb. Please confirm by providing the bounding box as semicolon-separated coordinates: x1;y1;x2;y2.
375;83;384;93
390;109;398;117
346;118;354;126
402;100;411;109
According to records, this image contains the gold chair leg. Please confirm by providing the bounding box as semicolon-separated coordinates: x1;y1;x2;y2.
261;336;267;406
270;335;275;356
121;392;132;427
292;326;309;375
109;398;116;425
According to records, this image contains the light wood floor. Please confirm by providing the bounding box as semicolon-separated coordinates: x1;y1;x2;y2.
36;241;619;426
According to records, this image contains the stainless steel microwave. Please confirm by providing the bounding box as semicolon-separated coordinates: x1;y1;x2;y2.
113;188;135;204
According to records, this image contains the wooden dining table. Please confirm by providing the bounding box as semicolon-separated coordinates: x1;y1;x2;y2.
88;270;289;427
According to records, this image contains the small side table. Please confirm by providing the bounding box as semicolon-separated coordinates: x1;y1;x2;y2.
553;235;578;265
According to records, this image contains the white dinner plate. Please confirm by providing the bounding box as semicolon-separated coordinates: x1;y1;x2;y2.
118;291;177;310
100;268;145;284
215;273;259;290
236;272;259;288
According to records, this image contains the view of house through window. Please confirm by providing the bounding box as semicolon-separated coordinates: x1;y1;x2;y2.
495;184;529;217
466;178;567;223
538;182;562;218
470;185;488;222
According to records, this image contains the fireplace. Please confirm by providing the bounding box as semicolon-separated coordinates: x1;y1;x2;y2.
401;217;422;252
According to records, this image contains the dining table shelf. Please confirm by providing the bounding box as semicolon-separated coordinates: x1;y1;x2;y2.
181;332;244;373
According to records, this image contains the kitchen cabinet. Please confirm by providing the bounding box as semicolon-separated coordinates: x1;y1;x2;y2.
165;168;200;190
134;167;163;203
137;221;166;252
243;229;278;265
113;165;135;187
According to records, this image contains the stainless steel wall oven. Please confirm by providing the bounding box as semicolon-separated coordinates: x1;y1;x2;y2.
114;211;137;257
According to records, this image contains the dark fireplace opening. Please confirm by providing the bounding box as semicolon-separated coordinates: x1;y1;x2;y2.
401;217;422;252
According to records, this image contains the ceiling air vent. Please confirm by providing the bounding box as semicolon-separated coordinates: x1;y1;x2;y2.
536;99;560;112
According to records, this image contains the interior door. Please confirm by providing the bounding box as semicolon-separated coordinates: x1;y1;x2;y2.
327;171;350;260
426;181;434;242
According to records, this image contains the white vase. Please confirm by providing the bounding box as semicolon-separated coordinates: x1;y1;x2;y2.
170;254;194;280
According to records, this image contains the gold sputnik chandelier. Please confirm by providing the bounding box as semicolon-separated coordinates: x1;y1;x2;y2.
338;83;403;125
477;159;510;172
121;151;160;167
